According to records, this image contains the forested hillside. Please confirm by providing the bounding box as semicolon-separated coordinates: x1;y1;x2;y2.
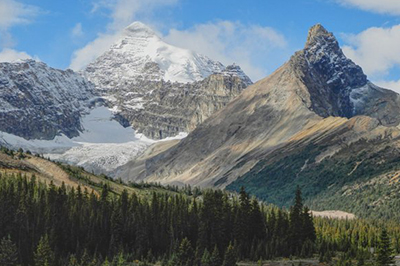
0;172;399;265
0;148;399;265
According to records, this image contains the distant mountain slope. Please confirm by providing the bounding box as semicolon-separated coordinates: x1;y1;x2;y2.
0;147;177;197
0;60;97;140
84;22;252;139
227;116;400;219
139;25;400;219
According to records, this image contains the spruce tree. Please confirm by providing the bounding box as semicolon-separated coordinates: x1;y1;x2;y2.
67;254;79;266
201;249;212;266
376;229;394;266
112;252;126;266
0;235;19;266
222;243;237;266
194;247;202;266
102;258;110;266
235;187;251;257
34;235;55;266
289;186;303;255
210;246;222;266
176;238;194;266
301;206;316;243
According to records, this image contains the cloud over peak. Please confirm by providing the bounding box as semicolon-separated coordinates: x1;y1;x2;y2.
0;48;36;63
69;0;179;70
164;21;288;81
337;0;400;16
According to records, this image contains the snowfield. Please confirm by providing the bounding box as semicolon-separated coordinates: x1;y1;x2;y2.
0;106;187;175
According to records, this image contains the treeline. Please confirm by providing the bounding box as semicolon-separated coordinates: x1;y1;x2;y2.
1;172;400;265
0;173;316;265
315;217;400;264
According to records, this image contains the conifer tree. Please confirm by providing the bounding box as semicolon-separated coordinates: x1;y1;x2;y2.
34;235;55;266
112;252;125;266
194;246;202;266
222;243;237;266
176;238;194;266
201;248;212;266
0;235;19;266
301;206;316;243
376;229;394;266
67;254;79;266
210;246;222;266
80;249;91;266
102;258;110;266
234;187;251;257
289;186;304;255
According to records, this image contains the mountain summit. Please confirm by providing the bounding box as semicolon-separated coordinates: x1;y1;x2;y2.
85;21;226;85
287;24;400;125
292;24;368;118
84;21;252;139
305;24;334;47
123;21;158;37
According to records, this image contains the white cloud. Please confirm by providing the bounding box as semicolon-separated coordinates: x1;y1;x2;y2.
163;21;287;81
375;79;400;94
0;0;39;47
69;0;179;70
107;0;178;31
0;0;39;29
0;48;33;62
71;1;287;80
341;25;400;93
342;25;400;77
69;32;121;70
337;0;400;16
71;23;84;38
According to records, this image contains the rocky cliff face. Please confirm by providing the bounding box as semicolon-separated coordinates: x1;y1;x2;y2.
291;24;400;125
111;65;251;139
84;22;252;139
291;24;367;118
0;60;97;140
139;24;400;189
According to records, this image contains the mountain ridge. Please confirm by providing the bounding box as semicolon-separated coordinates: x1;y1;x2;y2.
0;59;98;140
138;24;400;203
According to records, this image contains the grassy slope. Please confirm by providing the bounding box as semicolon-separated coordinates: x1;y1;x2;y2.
0;149;177;198
227;135;400;220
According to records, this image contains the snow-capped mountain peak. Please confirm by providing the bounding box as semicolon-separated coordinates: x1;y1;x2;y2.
123;21;159;38
85;21;225;85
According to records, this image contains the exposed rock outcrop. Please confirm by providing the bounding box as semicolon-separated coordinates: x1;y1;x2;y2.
0;60;97;140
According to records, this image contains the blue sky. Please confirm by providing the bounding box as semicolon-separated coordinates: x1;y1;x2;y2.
1;0;400;90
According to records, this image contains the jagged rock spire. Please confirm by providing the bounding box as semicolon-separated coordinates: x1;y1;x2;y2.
290;24;368;119
305;24;336;48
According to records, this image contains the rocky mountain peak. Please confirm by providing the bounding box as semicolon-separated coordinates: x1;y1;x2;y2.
305;24;336;48
302;24;367;89
290;24;368;118
123;21;159;39
220;64;253;86
83;21;252;140
85;21;225;85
